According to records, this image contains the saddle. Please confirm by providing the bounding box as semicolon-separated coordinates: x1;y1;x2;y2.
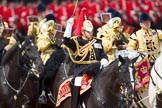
55;74;92;107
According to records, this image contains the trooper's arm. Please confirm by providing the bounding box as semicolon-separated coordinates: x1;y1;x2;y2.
63;18;77;52
126;33;137;50
64;17;74;38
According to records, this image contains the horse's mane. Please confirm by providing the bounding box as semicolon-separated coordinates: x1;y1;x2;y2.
101;59;119;76
95;59;119;84
1;43;18;65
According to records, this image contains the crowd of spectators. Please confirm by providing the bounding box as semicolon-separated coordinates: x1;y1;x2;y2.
0;0;162;35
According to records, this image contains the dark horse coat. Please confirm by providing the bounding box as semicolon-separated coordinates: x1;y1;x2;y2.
47;55;134;108
0;36;44;108
0;37;9;62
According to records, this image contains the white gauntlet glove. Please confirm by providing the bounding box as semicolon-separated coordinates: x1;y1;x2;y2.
64;17;74;38
100;58;109;69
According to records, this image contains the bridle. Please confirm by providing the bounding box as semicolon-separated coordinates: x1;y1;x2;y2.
117;60;135;99
1;39;39;96
93;59;134;107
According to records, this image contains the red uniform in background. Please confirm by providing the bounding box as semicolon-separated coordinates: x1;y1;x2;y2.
66;1;80;29
57;4;67;27
47;3;58;16
79;0;90;11
0;4;15;27
66;1;75;19
14;4;24;30
126;0;138;24
89;2;101;27
144;0;160;23
100;0;108;12
118;0;126;11
32;4;38;16
19;6;32;30
108;0;119;10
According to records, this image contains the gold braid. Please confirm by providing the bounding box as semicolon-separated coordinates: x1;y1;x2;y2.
65;38;89;64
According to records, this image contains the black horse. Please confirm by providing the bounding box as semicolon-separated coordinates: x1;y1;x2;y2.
46;49;134;108
0;36;9;62
0;35;44;108
38;46;75;108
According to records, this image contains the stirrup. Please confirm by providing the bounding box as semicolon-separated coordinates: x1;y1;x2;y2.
38;94;47;104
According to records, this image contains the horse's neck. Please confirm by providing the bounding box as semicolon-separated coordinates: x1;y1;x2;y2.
4;50;22;82
93;61;119;93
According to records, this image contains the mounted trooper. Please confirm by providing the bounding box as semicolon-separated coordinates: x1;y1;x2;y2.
64;8;109;108
36;13;57;104
127;12;162;66
97;11;130;63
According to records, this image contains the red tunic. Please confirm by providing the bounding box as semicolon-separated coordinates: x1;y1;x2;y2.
15;5;25;30
0;5;14;27
57;6;67;28
20;6;32;30
108;1;119;10
126;1;138;24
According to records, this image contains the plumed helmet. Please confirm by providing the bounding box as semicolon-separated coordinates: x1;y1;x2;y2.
82;20;93;32
139;12;150;23
37;3;46;13
73;8;93;36
107;17;121;29
111;11;122;19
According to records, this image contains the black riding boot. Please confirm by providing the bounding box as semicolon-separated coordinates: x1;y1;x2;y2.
71;85;80;108
38;80;47;104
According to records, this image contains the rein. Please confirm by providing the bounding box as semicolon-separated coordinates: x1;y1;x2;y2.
1;40;37;96
93;63;132;107
2;66;30;95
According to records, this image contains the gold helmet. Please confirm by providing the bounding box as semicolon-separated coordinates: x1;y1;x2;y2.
107;17;121;29
74;8;94;36
82;20;93;32
40;20;55;34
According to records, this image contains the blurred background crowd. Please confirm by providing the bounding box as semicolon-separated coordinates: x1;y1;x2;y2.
0;0;162;35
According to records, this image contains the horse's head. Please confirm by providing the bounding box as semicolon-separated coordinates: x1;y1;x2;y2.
16;35;44;75
117;55;135;101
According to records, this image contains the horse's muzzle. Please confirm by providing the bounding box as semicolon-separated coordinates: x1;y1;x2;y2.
34;63;44;75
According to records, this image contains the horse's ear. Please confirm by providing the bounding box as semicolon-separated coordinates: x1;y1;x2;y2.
118;55;125;64
14;33;25;43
